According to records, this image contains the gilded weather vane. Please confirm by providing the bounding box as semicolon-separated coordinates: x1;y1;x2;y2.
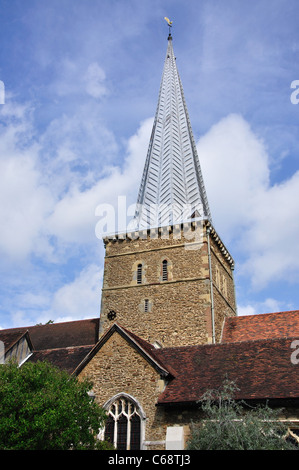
164;17;173;36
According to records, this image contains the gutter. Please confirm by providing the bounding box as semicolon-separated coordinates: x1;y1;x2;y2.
206;226;216;344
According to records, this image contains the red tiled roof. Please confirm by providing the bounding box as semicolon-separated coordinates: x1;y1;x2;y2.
28;346;94;374
0;330;30;353
0;318;100;351
222;310;299;343
0;318;99;372
156;336;299;404
1;313;298;404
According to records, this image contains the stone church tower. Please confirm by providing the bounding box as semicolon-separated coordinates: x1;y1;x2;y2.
99;33;236;347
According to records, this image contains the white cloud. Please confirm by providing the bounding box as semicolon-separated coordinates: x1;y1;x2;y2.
198;113;299;290
47;264;102;322
198;114;270;240
0;100;152;260
2;99;298;326
84;62;107;99
47;116;152;243
238;298;285;316
0;103;54;261
6;264;103;327
0;103;153;327
52;59;108;99
241;170;299;288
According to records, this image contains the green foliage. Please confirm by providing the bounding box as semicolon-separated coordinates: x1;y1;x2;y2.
187;379;297;450
0;360;112;450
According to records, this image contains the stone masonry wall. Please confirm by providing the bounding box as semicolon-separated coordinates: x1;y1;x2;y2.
100;224;213;347
209;234;237;342
78;331;299;450
100;222;236;347
78;332;171;449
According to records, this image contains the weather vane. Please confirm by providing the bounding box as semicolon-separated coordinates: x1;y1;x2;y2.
164;17;173;36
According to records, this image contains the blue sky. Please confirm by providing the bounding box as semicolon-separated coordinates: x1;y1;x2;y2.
0;0;299;328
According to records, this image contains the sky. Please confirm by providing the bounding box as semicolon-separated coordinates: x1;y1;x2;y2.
0;0;299;329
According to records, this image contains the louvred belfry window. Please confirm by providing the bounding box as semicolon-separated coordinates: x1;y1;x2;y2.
137;264;143;284
162;259;168;281
104;397;142;450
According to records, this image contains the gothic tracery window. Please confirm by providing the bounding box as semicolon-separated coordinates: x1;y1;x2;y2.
104;396;142;450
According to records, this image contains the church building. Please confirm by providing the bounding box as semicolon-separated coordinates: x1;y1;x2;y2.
1;30;299;450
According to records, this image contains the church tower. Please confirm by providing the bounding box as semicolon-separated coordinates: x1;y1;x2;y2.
99;31;236;347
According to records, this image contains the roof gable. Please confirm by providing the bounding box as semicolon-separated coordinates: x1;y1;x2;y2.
0;318;100;371
0;330;33;366
73;322;174;378
0;330;33;353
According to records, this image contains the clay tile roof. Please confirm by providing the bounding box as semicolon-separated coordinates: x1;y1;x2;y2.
0;318;100;351
0;330;30;353
156;336;299;405
28;346;93;375
0;319;100;373
222;310;299;343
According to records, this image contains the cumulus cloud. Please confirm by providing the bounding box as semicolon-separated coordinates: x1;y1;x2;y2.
0;101;153;326
197;113;270;239
52;59;108;99
47;264;102;322
2;99;298;325
198;113;299;290
241;170;299;288
84;62;107;99
237;298;287;317
0;100;151;258
47;116;152;244
0;103;54;261
4;264;103;327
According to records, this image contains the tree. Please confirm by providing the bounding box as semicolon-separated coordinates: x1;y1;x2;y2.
0;360;112;450
187;379;297;450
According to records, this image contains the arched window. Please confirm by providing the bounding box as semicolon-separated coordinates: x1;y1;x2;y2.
162;259;168;281
104;395;144;450
137;263;143;284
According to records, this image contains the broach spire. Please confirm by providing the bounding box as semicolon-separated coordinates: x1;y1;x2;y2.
131;26;212;230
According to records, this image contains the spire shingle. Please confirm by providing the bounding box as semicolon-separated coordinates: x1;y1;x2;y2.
131;36;211;230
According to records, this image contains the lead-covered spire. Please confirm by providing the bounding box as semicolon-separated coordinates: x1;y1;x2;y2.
131;34;212;230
